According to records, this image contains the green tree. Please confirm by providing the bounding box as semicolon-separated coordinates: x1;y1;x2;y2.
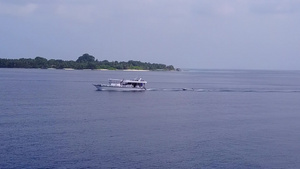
76;53;95;63
35;56;48;68
87;62;97;69
0;55;176;71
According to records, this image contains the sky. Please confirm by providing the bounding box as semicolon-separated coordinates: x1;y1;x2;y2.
0;0;300;70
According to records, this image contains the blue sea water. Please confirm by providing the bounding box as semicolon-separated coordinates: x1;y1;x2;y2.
1;68;300;168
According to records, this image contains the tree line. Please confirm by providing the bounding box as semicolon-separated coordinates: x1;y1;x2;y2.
0;53;175;71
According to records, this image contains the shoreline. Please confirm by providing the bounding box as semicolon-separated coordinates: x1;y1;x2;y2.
122;69;149;72
0;68;164;71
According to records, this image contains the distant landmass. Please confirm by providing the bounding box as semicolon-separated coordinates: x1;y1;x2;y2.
0;53;175;71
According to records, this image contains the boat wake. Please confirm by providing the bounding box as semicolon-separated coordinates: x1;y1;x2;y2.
146;88;300;93
146;88;202;92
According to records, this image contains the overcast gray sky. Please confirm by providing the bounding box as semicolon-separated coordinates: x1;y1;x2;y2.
1;0;300;70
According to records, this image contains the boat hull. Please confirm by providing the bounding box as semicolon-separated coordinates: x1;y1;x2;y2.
94;84;146;91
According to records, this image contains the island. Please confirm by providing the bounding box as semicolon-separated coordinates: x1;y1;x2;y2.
0;53;175;71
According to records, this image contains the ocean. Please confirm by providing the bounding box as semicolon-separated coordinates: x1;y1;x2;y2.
1;68;300;168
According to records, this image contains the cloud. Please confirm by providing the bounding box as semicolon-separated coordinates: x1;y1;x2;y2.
249;0;300;15
214;3;236;16
0;2;38;16
55;4;97;23
189;0;300;17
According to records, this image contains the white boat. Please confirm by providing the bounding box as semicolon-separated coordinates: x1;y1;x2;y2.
94;78;147;91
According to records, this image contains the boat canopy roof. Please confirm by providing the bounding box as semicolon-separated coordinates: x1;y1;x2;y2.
109;78;147;84
123;80;147;84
